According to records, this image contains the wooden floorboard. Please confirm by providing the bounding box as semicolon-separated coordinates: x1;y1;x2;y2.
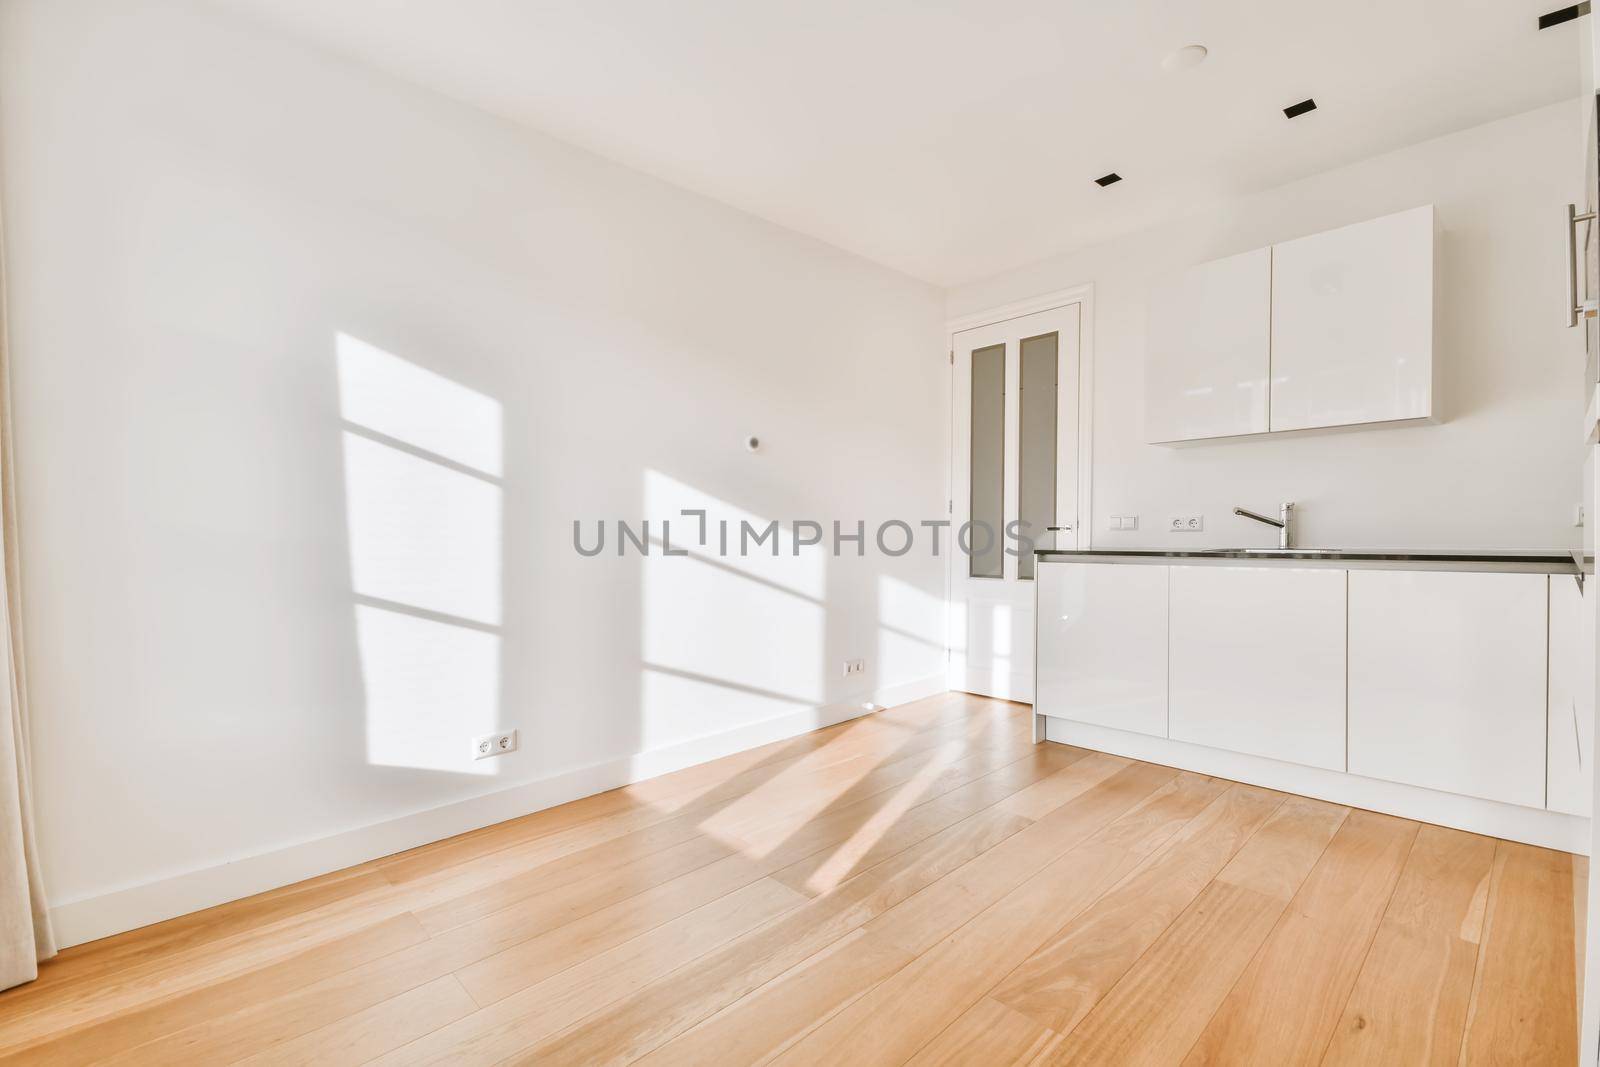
1322;824;1494;1066
0;693;1581;1066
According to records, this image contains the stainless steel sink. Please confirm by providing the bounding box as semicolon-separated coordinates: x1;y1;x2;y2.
1240;548;1343;556
1189;548;1344;558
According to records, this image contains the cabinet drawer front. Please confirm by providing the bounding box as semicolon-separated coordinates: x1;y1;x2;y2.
1348;570;1546;808
1168;565;1346;770
1036;563;1168;737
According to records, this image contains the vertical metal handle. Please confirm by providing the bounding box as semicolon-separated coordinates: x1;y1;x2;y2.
1568;203;1596;328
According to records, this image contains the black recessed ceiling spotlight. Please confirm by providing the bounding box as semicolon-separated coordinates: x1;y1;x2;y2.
1283;98;1317;119
1094;172;1123;187
1539;3;1590;30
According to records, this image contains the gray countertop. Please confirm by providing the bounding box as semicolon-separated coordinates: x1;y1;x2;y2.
1034;546;1585;575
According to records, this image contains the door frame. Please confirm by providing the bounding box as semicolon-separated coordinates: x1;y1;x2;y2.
943;283;1096;708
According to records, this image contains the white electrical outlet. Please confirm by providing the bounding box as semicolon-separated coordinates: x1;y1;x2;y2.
471;729;518;760
1169;515;1204;532
842;658;865;677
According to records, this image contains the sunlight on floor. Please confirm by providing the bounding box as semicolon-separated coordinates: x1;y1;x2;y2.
797;749;956;893
693;712;922;857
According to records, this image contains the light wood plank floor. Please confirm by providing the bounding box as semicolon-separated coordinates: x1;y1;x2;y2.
0;693;1579;1065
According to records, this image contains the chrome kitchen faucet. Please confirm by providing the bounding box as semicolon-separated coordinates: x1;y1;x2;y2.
1233;501;1295;549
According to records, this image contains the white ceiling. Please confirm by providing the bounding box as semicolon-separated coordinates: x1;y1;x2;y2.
213;0;1585;286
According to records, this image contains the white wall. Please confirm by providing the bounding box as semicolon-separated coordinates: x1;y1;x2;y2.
950;98;1591;552
0;0;948;943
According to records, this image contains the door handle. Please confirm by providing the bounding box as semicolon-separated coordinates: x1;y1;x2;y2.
1046;525;1073;531
1567;203;1596;328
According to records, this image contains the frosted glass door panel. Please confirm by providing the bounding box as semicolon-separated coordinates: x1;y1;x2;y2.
1018;331;1058;580
969;343;1005;579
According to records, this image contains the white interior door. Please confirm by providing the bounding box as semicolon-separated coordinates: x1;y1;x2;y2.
949;303;1081;702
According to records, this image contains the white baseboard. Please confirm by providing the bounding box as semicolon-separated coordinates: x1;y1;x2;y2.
49;672;948;948
1045;716;1589;855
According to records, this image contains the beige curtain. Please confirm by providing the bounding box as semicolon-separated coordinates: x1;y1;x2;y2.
0;191;53;991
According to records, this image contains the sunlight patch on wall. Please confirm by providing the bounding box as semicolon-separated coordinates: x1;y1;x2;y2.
637;665;813;752
985;601;1016;699
355;606;500;774
337;332;503;475
638;470;827;752
644;469;825;600
341;433;501;625
338;333;504;775
875;574;944;687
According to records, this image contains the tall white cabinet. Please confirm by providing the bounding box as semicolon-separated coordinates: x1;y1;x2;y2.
1146;205;1435;443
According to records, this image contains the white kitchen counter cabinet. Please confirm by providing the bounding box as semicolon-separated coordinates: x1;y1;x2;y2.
1347;569;1547;809
1034;562;1168;738
1168;565;1346;770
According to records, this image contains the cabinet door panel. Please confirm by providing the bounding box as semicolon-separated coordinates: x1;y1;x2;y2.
1168;566;1346;770
1036;563;1168;737
1269;205;1434;432
1348;570;1546;808
1548;575;1594;816
1145;247;1271;443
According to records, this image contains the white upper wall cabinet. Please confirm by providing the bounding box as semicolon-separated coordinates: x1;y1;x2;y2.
1269;205;1435;432
1145;206;1435;443
1145;247;1272;443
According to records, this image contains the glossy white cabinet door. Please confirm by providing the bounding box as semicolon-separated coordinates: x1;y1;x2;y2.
1145;247;1271;443
1269;205;1434;432
1548;574;1594;816
1035;563;1168;737
1348;570;1546;808
1168;566;1346;770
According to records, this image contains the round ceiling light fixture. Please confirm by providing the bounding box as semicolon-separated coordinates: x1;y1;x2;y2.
1162;44;1208;72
